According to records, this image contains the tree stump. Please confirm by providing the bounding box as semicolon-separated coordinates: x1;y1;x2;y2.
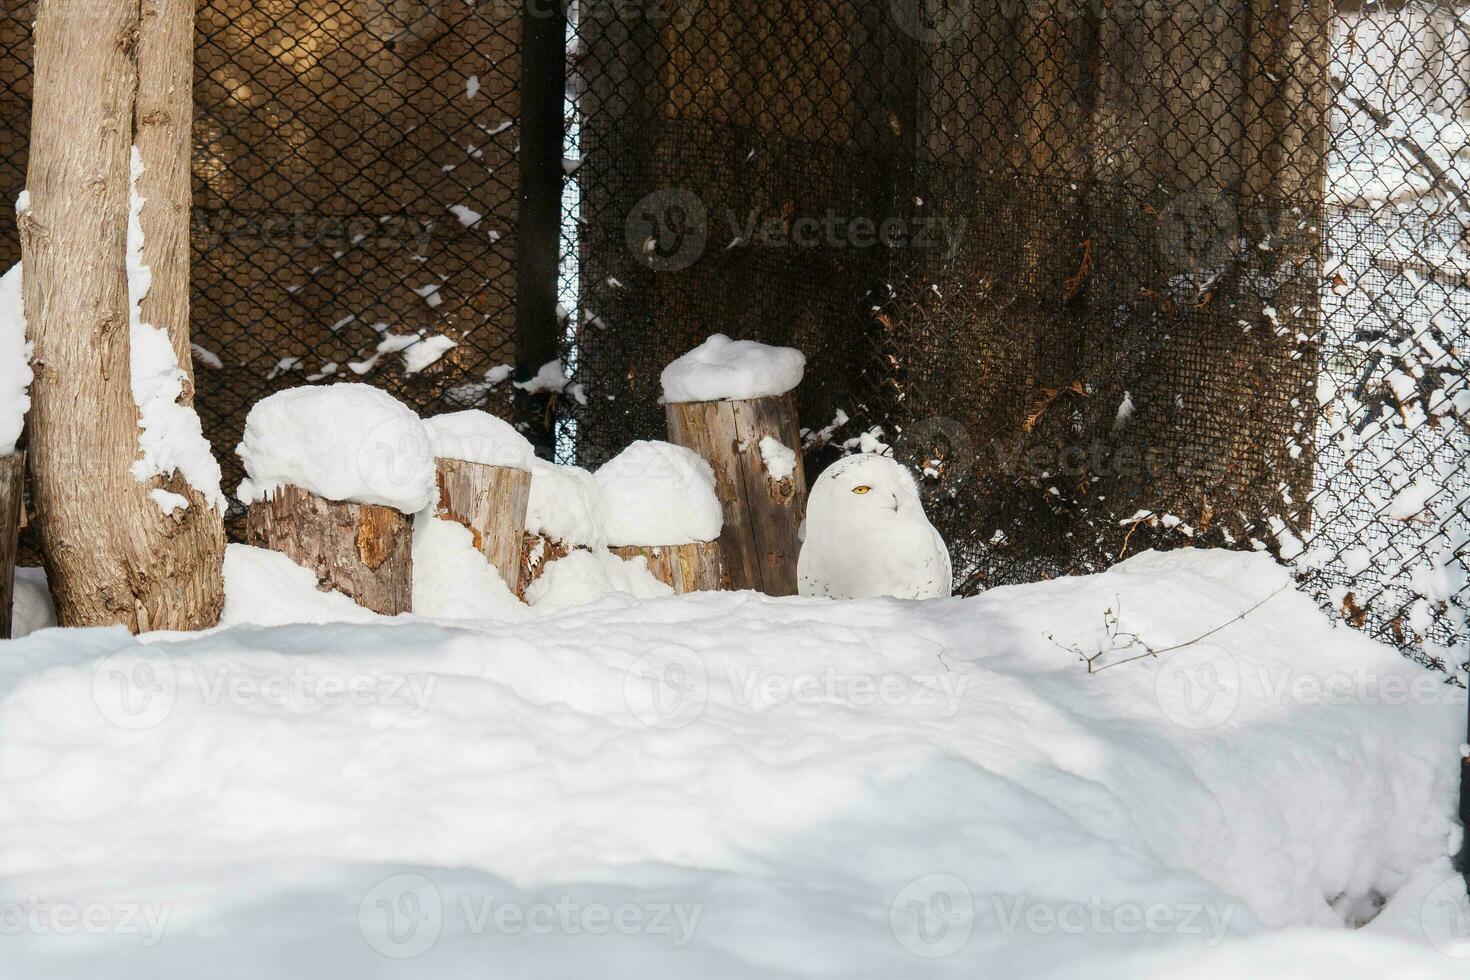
519;532;572;599
0;453;22;639
434;458;531;592
665;393;807;595
245;485;412;615
610;541;723;594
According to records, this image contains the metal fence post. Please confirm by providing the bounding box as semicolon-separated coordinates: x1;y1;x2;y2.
515;0;569;458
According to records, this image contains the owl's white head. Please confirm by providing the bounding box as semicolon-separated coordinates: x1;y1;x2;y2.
807;453;923;520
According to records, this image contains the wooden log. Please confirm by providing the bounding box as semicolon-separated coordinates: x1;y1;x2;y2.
610;540;723;594
433;458;532;592
665;393;807;595
244;485;412;615
0;452;22;639
519;532;572;599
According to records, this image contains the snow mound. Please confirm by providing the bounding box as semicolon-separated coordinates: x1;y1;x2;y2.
759;434;797;481
412;513;529;622
524;548;673;612
525;458;607;548
220;544;382;627
595;440;723;546
660;334;805;403
0;262;31;457
423;410;534;471
0;549;1461;976
236;383;435;514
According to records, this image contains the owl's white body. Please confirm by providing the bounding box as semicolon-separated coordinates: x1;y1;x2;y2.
797;454;952;600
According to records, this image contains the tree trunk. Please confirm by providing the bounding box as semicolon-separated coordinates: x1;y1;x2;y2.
0;452;22;639
665;393;806;595
433;457;531;592
20;0;223;632
610;540;722;594
245;485;412;616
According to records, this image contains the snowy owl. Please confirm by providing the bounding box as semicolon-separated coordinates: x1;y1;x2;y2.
798;454;952;600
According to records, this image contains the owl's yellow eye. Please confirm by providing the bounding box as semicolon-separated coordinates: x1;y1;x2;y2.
851;485;871;495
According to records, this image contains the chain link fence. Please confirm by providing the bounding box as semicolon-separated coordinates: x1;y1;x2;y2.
560;0;1467;674
0;0;1464;670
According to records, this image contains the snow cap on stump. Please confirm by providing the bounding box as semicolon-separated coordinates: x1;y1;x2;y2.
0;263;31;457
660;333;805;404
595;440;723;547
423;410;535;472
526;459;608;549
236;383;435;514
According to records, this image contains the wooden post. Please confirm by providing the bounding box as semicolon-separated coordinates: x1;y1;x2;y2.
610;541;722;594
433;458;532;592
244;485;412;616
665;393;807;595
0;453;22;639
519;532;572;599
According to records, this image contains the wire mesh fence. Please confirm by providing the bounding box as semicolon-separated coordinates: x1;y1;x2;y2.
0;0;1463;671
560;0;1468;673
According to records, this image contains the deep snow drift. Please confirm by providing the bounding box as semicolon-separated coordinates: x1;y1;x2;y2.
0;549;1465;977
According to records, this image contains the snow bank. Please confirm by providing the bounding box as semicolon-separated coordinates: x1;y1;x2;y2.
423;410;534;471
412;513;529;622
0;549;1462;976
660;334;805;403
525;458;607;548
220;544;381;627
127;148;226;512
595;440;723;546
524;548;673;612
236;383;435;514
0;262;30;457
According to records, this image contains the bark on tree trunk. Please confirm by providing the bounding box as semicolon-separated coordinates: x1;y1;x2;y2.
610;540;722;594
665;393;806;595
245;485;413;616
432;457;531;593
0;452;22;639
20;0;224;632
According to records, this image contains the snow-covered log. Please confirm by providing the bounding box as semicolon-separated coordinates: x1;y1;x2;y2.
244;486;412;616
665;393;807;595
433;457;531;593
609;541;723;594
0;452;21;639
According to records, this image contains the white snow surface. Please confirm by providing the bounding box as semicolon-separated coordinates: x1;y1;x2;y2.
6;566;54;638
0;549;1463;977
595;440;723;546
236;383;436;514
660;333;806;403
0;261;30;457
221;544;381;628
525;458;608;548
127;148;227;512
422;410;534;471
758;435;798;481
411;514;529;622
524;548;674;613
